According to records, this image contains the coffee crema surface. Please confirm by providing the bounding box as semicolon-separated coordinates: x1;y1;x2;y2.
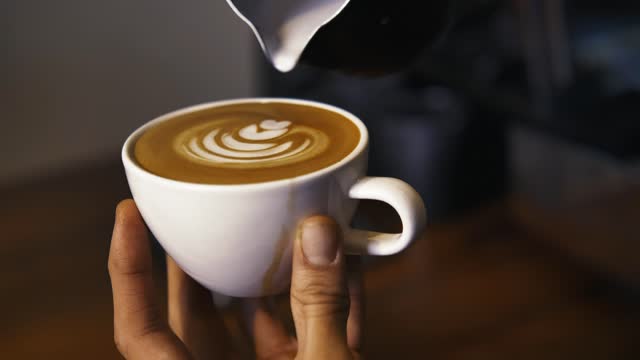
134;102;361;184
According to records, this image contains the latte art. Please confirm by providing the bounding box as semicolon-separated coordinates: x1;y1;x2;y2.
134;102;361;184
175;119;330;168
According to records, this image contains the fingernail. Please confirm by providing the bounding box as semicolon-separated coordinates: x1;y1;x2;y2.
301;222;339;266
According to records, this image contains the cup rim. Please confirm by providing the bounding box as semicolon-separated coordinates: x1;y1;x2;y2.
122;97;369;191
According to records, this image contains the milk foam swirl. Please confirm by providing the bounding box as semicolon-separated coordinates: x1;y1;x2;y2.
174;118;330;168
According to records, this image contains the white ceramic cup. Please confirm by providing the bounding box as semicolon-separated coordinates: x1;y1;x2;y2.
122;98;427;297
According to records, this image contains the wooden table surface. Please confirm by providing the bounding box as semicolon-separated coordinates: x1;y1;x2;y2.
1;161;638;359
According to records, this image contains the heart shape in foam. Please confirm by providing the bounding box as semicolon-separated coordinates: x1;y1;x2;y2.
260;119;292;130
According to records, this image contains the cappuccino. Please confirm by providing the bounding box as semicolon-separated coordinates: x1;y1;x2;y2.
134;101;361;184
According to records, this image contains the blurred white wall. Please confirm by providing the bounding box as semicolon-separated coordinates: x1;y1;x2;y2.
2;0;258;185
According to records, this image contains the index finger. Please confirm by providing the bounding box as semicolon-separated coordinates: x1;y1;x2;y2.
108;200;190;359
346;256;364;353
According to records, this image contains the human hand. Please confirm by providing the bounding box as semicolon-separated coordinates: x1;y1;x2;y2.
108;200;363;359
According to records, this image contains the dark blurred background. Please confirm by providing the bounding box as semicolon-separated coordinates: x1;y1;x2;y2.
1;0;639;359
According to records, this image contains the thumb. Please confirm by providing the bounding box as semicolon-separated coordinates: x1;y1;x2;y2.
290;216;351;359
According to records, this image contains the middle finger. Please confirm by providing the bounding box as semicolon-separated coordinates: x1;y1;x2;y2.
167;256;235;359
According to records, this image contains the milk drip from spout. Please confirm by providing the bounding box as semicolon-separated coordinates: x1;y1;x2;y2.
226;0;452;75
226;0;350;72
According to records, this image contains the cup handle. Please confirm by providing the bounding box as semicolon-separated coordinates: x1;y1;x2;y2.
345;177;427;256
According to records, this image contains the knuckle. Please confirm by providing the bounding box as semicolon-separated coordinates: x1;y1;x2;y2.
291;280;350;318
135;310;166;339
113;306;165;357
108;249;147;277
113;328;130;357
